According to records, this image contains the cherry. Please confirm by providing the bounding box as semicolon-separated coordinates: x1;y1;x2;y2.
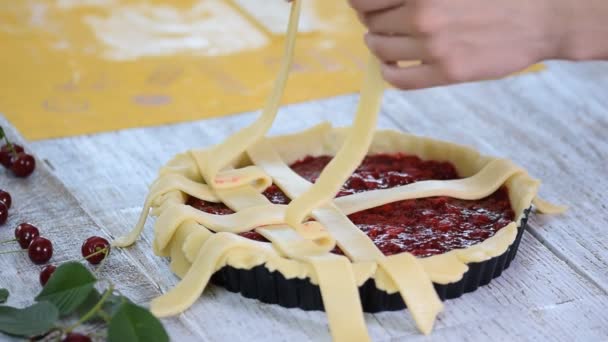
0;190;11;209
39;264;57;286
10;153;36;178
28;237;53;264
0;202;7;225
15;223;40;249
14;222;27;238
81;236;110;265
62;332;92;342
0;144;24;168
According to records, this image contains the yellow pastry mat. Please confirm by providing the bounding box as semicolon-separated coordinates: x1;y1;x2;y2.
0;0;544;141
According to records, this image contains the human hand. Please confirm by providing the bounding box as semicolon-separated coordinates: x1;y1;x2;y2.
349;0;564;89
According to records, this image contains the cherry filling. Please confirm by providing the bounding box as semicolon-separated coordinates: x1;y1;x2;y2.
187;154;514;257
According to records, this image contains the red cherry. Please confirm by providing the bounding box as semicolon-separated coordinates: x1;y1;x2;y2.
0;144;24;168
0;202;7;225
81;236;110;265
39;264;57;286
62;332;92;342
14;222;26;238
15;223;40;249
28;237;53;264
0;190;11;209
10;153;36;178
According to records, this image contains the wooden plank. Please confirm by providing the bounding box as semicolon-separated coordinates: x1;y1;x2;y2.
379;60;608;292
22;86;608;341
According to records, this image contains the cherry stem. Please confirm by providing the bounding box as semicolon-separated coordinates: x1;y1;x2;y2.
0;127;16;157
81;246;109;262
65;284;114;333
94;249;110;275
0;249;26;255
0;238;17;244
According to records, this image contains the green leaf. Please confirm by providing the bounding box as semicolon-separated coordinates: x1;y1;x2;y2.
108;302;169;342
35;262;97;316
0;289;8;304
0;302;59;337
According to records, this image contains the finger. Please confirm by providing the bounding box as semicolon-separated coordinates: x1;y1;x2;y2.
381;63;447;90
364;4;412;35
348;0;405;13
365;33;424;63
356;11;366;26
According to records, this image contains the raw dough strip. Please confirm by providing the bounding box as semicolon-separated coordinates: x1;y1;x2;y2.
196;0;301;189
168;220;201;278
378;255;443;335
284;55;385;240
149;174;219;203
257;225;337;258
114;174;218;247
151;233;250;317
334;158;526;214
152;203;285;253
533;197;568;214
308;256;371;342
209;165;273;192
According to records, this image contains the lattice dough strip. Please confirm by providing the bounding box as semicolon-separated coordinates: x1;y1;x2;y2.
195;0;301;191
284;55;385;240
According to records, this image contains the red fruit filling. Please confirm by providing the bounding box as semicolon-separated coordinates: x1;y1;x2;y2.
187;154;514;257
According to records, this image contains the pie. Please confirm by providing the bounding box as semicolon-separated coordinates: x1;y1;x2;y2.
114;2;564;340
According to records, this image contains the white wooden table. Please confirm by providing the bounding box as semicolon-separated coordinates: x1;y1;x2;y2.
1;60;607;341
